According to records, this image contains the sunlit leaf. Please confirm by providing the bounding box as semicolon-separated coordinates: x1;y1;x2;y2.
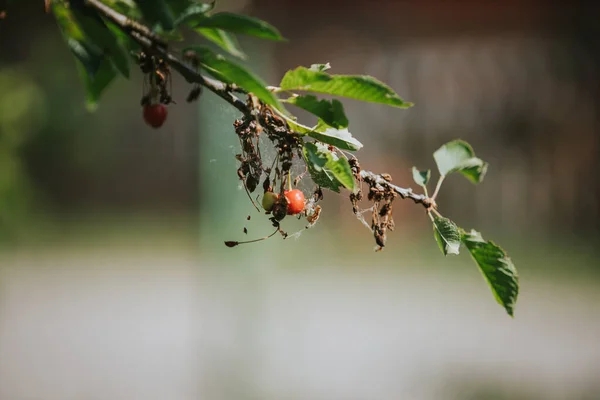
462;229;519;317
433;140;488;184
280;66;412;108
412;167;430;187
283;118;362;151
307;121;362;151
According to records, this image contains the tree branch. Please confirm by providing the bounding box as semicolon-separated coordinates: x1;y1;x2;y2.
83;0;167;48
84;0;433;211
359;170;433;209
84;0;249;115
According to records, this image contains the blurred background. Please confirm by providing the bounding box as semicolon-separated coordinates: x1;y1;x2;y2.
1;0;599;399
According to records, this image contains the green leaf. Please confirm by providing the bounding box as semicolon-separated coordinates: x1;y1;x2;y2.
199;64;234;85
284;95;348;129
303;142;329;169
105;20;141;52
189;12;285;41
173;1;215;26
52;3;90;42
182;46;284;111
462;229;519;317
134;0;175;31
302;143;355;192
71;7;130;77
76;57;117;111
431;215;461;256
412;167;430;187
326;156;355;192
303;144;342;193
270;106;361;152
280;66;412;108
53;3;116;107
307;121;362;151
52;3;102;71
433;140;488;184
195;28;246;59
63;37;103;78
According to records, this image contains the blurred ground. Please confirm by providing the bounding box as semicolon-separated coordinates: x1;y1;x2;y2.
0;224;599;400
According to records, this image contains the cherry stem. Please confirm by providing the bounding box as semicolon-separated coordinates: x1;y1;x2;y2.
431;175;445;201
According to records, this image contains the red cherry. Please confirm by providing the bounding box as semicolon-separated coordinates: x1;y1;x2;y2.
143;104;167;128
284;189;305;215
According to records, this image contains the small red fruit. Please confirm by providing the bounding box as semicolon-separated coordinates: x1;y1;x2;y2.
284;189;305;215
143;104;167;128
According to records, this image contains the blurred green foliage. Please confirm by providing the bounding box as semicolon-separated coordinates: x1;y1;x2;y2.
0;69;47;237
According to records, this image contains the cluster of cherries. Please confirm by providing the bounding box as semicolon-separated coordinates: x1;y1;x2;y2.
224;188;306;247
262;189;305;216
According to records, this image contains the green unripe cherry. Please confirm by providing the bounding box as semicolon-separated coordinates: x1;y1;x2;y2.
262;191;279;211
